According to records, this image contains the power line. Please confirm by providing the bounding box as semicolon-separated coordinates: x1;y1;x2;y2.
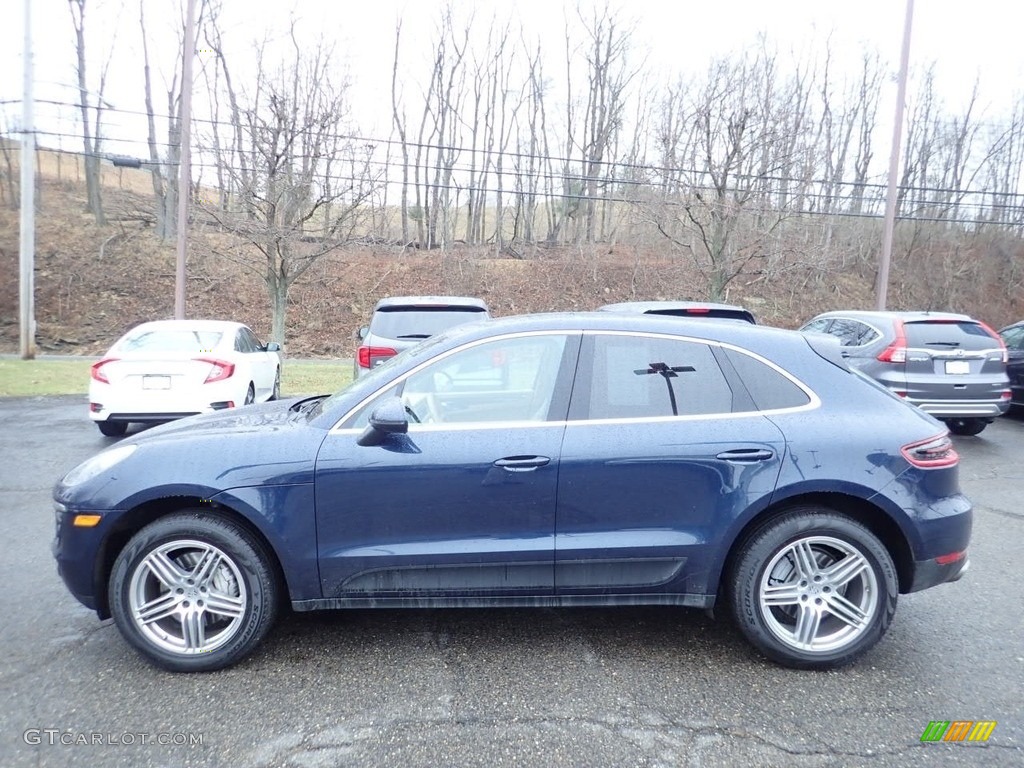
9;96;1024;203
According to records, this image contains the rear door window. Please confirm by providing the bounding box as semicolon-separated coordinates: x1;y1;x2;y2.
572;334;734;419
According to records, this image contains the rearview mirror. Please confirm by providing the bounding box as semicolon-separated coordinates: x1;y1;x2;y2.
357;397;409;446
355;326;369;341
265;342;281;352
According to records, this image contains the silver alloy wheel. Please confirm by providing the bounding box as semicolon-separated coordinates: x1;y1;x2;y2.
128;539;248;656
758;535;879;654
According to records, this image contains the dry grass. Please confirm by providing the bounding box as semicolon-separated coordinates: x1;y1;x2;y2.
0;359;352;398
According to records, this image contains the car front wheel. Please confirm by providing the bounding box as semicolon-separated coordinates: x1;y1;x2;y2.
944;418;987;436
108;512;279;672
728;508;897;669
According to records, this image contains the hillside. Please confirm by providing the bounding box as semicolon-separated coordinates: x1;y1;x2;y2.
1;170;1022;357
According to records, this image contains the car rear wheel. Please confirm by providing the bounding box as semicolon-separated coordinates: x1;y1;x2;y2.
728;508;897;669
108;512;279;672
97;421;127;437
944;418;987;436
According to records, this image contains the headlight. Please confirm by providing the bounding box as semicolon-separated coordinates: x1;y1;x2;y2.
62;444;138;487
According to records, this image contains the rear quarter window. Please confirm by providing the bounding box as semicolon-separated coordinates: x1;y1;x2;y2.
723;348;811;411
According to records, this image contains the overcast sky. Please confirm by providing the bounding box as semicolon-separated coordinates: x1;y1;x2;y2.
3;0;1023;155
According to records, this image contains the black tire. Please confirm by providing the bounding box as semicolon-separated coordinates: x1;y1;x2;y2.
945;418;987;436
97;421;128;437
728;507;897;669
244;383;255;406
108;512;279;672
269;368;281;401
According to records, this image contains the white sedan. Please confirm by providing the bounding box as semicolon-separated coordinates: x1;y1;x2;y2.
88;320;282;436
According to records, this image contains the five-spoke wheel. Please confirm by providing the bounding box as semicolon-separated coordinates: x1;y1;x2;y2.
109;513;278;672
729;508;897;669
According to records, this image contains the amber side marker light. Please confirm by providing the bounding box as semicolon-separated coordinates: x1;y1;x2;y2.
72;514;102;528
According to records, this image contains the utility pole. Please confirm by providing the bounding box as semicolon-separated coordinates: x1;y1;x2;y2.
876;0;914;311
174;0;197;319
19;0;36;359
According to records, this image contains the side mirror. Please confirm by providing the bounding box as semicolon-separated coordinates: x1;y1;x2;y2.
265;342;281;352
356;397;409;446
355;326;369;341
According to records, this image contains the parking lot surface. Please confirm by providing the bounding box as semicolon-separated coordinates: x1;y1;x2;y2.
1;395;1022;767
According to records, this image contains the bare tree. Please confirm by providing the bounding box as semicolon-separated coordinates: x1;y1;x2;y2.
68;0;114;225
138;0;212;239
648;52;811;299
390;20;412;245
205;31;381;345
577;5;637;243
0;108;17;207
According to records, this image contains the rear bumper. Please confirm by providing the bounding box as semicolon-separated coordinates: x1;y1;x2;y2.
93;412;201;423
911;399;1009;419
907;553;970;592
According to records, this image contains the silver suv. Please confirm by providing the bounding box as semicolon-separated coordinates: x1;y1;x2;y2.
799;310;1010;435
355;296;491;377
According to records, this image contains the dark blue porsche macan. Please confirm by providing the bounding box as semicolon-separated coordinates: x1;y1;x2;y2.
53;313;972;672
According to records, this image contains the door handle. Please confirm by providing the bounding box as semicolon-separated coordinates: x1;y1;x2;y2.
493;455;551;472
715;449;775;462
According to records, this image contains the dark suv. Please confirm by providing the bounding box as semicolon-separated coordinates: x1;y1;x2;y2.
998;320;1024;407
799;310;1010;435
355;296;491;377
598;301;756;324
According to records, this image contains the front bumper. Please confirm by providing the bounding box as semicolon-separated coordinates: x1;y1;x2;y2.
51;500;114;617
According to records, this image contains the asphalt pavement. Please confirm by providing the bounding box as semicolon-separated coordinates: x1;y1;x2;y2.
1;395;1021;767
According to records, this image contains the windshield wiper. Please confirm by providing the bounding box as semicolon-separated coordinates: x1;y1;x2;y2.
396;334;431;340
289;394;329;414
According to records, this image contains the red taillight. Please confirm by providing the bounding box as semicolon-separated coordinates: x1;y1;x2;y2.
935;550;966;565
90;358;119;383
1001;390;1012;400
685;307;711;314
195;357;235;384
978;321;1008;363
901;433;959;468
877;319;907;363
357;346;397;369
